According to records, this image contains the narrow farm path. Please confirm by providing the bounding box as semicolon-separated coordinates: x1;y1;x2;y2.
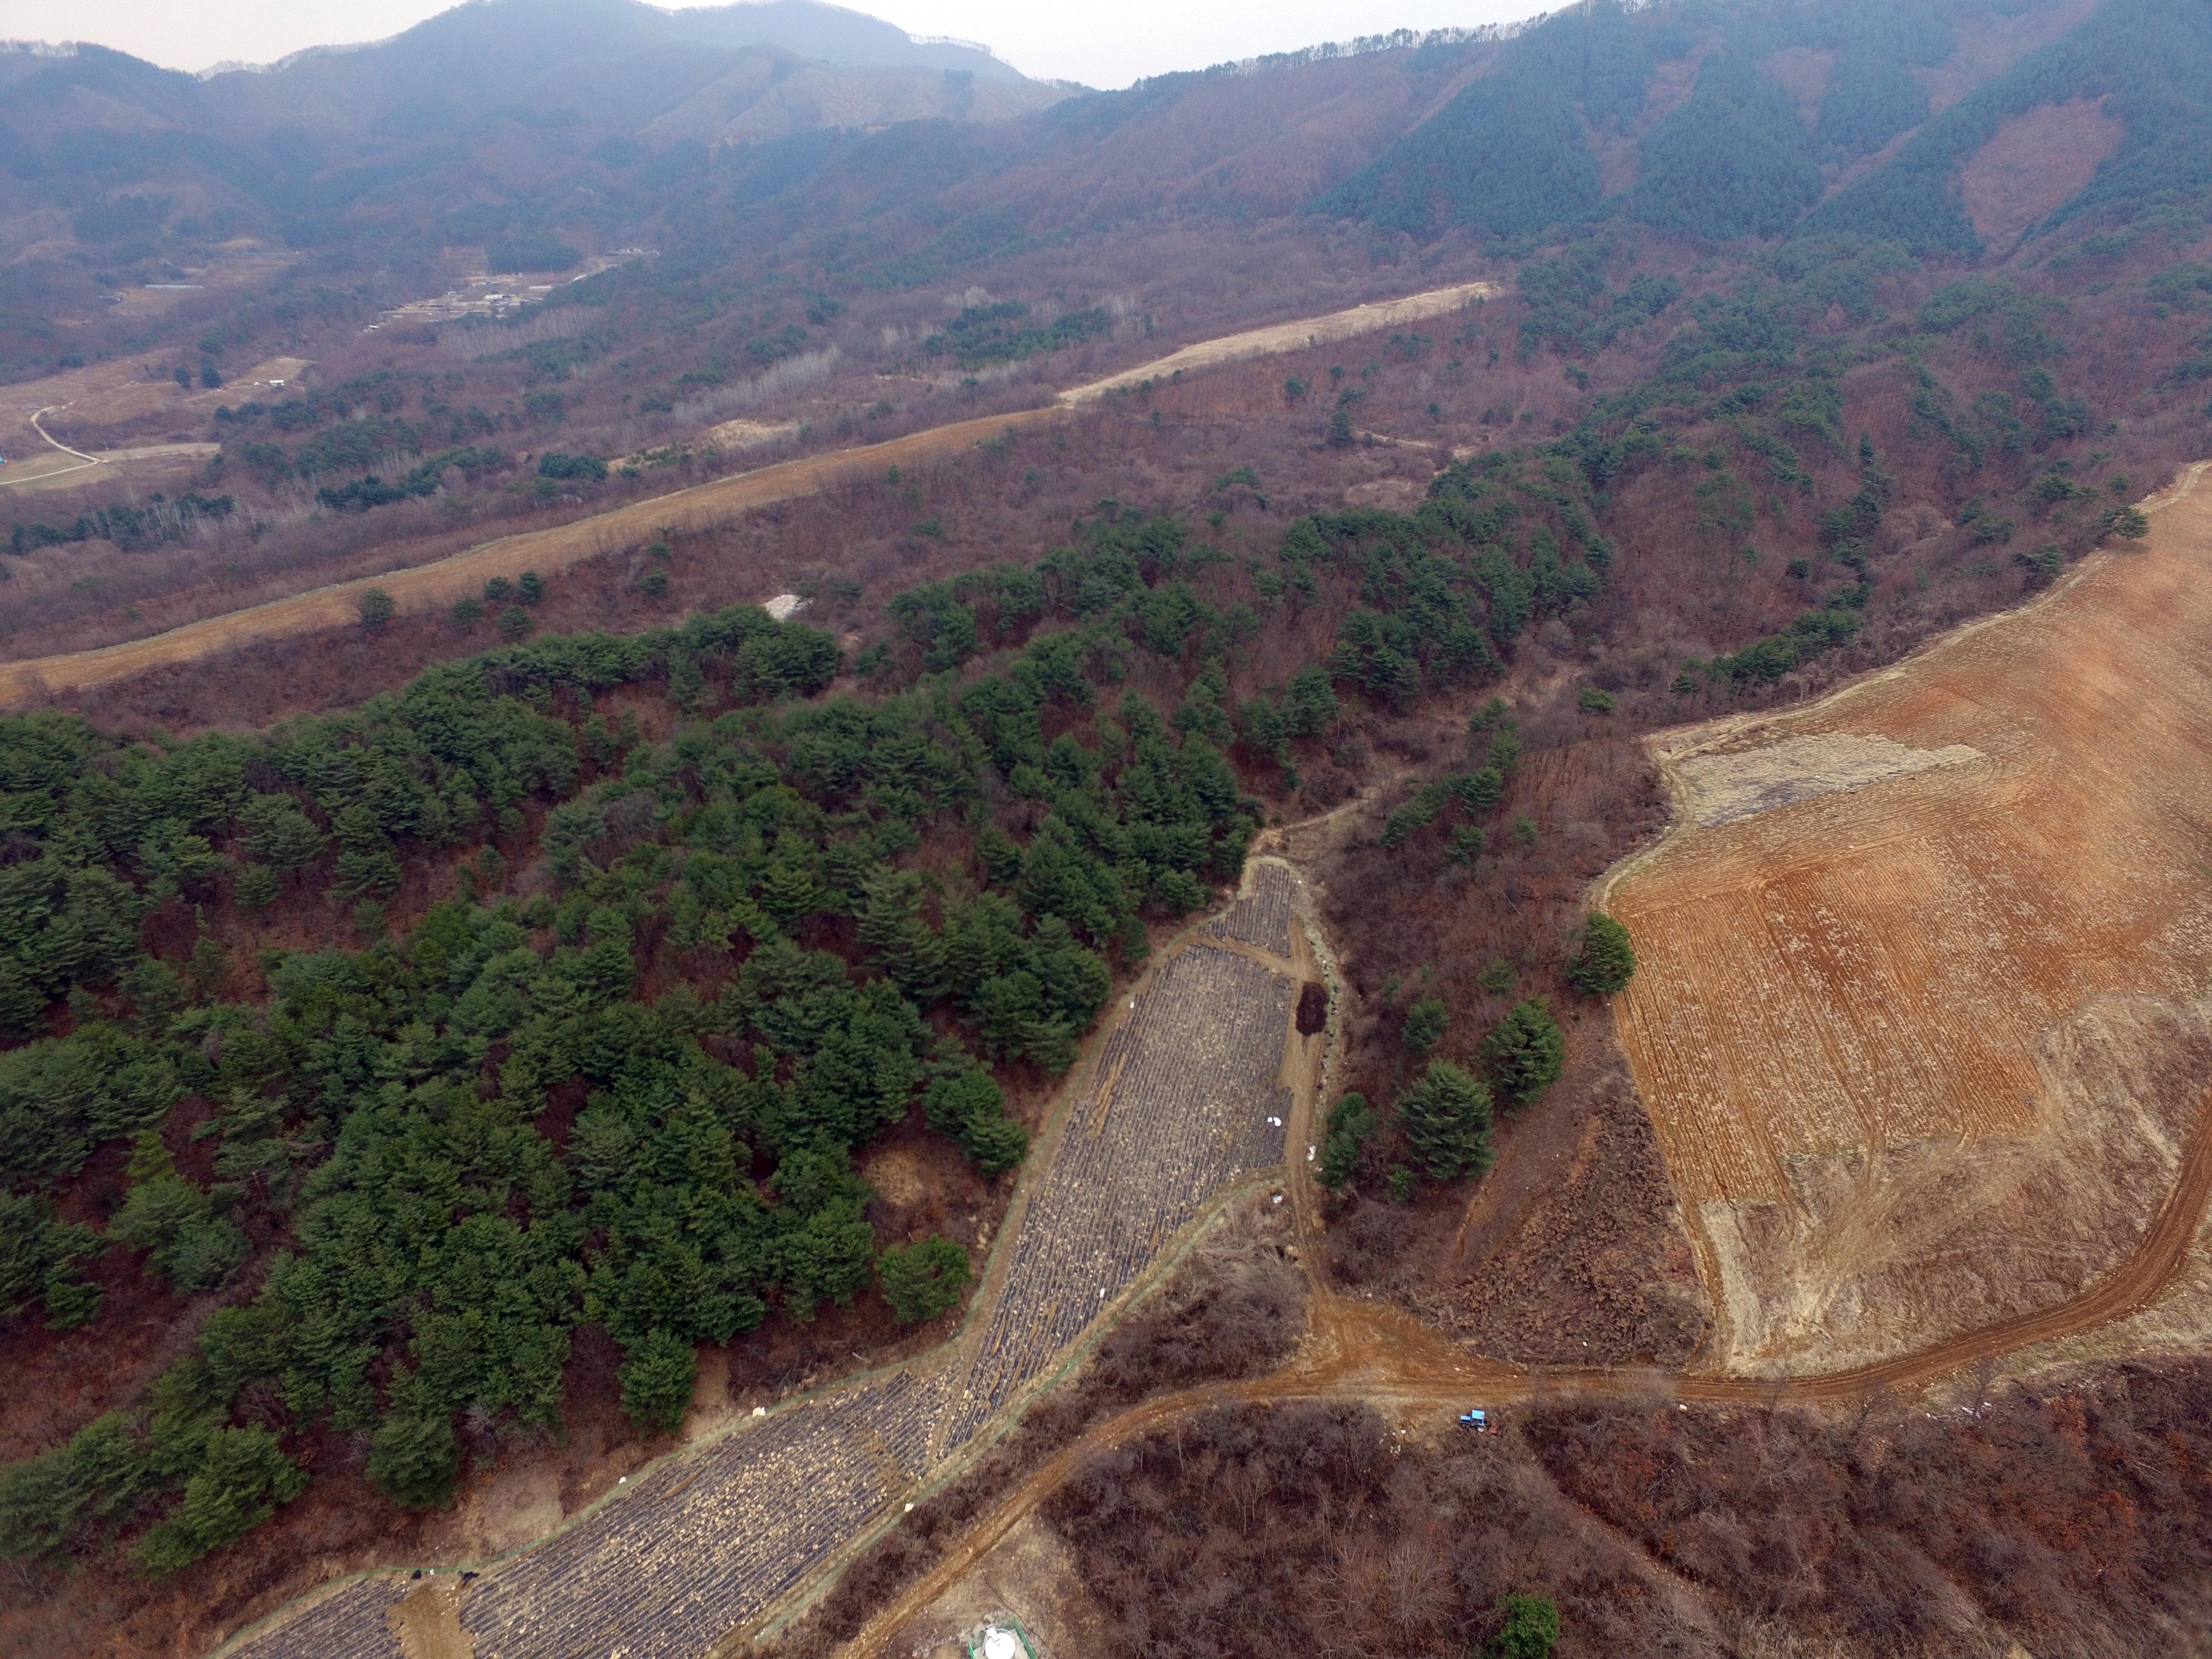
1;409;224;491
28;405;101;466
0;405;105;491
0;280;1497;706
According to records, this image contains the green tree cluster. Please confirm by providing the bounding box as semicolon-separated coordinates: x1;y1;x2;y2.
1565;914;1636;997
1632;58;1823;242
877;1236;971;1324
1481;999;1567;1109
0;510;1307;1570
1397;1061;1494;1182
1318;1091;1377;1190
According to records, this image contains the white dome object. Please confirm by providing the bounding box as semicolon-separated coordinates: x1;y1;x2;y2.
981;1628;1022;1659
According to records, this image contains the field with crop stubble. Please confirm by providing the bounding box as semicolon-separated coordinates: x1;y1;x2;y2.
1606;463;2212;1376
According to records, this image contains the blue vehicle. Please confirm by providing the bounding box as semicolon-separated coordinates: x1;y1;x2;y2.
1459;1407;1498;1433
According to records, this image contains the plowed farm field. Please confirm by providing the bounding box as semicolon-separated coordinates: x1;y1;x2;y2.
1605;465;2212;1376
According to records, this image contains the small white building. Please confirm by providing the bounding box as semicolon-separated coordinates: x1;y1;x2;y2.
969;1622;1036;1659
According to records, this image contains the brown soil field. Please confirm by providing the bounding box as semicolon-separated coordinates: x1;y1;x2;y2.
1601;461;2212;1376
1958;96;2125;245
0;280;1496;708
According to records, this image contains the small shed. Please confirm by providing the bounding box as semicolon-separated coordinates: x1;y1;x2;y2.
968;1620;1037;1659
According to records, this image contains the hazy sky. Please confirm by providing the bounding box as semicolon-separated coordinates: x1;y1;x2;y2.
0;0;1537;88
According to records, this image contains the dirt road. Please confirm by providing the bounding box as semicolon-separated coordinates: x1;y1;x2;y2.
0;408;1065;705
840;1072;2212;1656
0;406;102;491
1058;280;1496;402
0;279;1498;707
0;408;220;492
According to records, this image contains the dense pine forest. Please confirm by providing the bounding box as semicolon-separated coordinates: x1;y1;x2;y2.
0;451;1620;1572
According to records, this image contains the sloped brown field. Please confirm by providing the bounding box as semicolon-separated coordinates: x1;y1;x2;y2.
1605;463;2212;1375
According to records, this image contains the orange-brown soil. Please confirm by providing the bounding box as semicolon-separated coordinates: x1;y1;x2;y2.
1603;463;2212;1375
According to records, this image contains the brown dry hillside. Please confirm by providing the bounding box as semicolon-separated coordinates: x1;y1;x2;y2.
1605;463;2212;1378
0;281;1494;708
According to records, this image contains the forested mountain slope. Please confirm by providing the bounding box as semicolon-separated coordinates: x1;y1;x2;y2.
4;0;2212;1651
1318;0;2211;254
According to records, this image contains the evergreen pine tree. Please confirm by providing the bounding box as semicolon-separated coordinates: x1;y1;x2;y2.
1482;998;1566;1108
1396;1061;1494;1182
858;869;947;1001
1566;913;1637;996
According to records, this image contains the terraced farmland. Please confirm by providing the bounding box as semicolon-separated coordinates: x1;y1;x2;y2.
941;941;1295;1451
1605;467;2212;1375
220;863;1316;1659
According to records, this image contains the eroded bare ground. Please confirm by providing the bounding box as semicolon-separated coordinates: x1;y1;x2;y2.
217;864;1320;1659
1606;462;2212;1376
1412;1059;1707;1367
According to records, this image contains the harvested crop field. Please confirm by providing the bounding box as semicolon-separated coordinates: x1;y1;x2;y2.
1605;464;2212;1376
219;863;1318;1659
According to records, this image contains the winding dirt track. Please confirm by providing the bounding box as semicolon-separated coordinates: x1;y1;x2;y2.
841;1072;2212;1656
0;281;1496;708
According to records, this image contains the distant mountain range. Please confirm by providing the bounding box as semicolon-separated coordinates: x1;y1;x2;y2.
0;0;1066;269
4;0;2211;380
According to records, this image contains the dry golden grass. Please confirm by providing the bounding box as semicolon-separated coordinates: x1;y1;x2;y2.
1605;463;2212;1374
